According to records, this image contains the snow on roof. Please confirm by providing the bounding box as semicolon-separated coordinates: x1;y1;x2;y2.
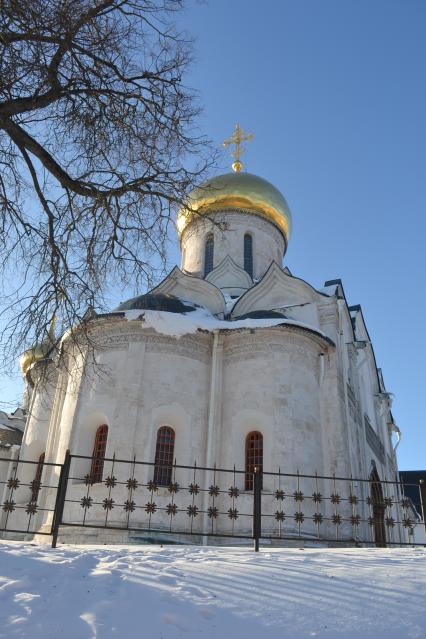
223;293;241;314
0;409;25;432
122;306;330;342
0;422;23;446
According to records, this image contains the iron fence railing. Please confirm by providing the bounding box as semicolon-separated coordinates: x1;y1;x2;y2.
60;454;255;545
260;469;424;546
1;453;425;550
0;455;63;537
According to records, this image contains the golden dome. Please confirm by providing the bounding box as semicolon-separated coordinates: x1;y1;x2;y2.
177;172;292;241
20;343;50;377
20;318;56;377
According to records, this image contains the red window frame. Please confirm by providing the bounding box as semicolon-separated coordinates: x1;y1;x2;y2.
90;424;108;483
31;452;45;502
153;426;175;486
245;431;263;491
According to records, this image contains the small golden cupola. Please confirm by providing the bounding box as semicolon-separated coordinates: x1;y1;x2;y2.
20;317;56;378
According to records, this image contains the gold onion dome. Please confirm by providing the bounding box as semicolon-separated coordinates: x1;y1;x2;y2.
20;318;56;377
20;344;50;377
177;171;292;242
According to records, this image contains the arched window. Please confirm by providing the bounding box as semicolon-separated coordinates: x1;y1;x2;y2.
90;424;108;483
370;468;386;547
244;233;253;278
245;431;263;490
204;234;214;276
31;452;45;502
153;426;175;486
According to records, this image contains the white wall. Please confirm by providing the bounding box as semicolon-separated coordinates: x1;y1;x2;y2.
181;210;286;280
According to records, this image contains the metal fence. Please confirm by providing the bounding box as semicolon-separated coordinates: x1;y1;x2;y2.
1;453;425;550
0;455;63;538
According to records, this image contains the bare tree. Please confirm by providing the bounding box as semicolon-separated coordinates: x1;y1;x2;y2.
0;0;212;368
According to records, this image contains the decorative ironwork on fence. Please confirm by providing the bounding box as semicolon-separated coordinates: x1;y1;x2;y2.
61;454;255;544
1;453;425;550
0;455;63;538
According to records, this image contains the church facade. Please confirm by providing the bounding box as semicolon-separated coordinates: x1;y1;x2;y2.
10;160;406;545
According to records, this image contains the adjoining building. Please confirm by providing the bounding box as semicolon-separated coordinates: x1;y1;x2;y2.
0;408;25;450
0;408;25;509
398;470;426;544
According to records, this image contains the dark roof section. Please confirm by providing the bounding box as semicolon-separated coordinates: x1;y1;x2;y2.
96;312;125;319
324;278;343;289
0;425;23;447
399;471;426;515
115;293;197;314
234;310;288;321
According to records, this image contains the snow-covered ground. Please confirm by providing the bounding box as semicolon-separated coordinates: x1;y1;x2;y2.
0;542;425;638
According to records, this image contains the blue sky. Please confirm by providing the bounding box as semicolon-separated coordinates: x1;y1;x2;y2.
1;0;425;470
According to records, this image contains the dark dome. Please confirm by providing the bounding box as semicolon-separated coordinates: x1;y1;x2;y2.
115;293;196;313
234;310;287;321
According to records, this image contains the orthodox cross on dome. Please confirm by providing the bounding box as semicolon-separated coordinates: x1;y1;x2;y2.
223;124;254;173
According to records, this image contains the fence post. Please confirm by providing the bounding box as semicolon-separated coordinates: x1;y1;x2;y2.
419;480;426;541
51;451;71;548
253;466;262;552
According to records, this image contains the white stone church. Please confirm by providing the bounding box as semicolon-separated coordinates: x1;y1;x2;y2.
6;151;408;546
